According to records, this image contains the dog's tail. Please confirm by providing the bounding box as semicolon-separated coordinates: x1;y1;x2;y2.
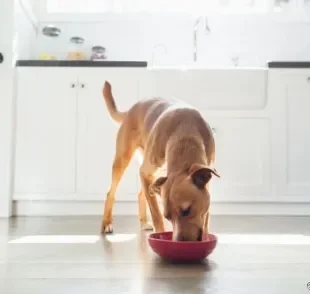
102;81;126;123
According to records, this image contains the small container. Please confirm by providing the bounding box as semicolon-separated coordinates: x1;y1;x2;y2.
90;46;107;61
39;25;61;60
67;36;86;60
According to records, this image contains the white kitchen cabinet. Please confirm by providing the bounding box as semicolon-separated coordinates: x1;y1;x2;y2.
141;69;267;110
14;68;77;199
14;67;143;202
206;116;271;202
14;66;310;216
76;68;141;200
277;73;310;200
139;70;271;202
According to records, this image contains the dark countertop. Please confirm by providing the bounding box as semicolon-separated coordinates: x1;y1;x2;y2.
268;61;310;68
15;60;148;68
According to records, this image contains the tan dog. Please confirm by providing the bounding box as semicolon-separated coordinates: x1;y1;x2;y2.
101;81;220;241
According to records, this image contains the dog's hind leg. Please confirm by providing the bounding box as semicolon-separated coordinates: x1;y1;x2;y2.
101;125;137;234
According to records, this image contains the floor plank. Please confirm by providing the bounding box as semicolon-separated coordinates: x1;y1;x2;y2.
0;216;309;293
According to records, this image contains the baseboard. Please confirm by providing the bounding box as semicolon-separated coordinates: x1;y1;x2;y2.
12;200;310;216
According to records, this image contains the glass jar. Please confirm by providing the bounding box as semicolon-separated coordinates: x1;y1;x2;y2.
273;0;293;12
90;46;106;61
39;25;61;60
67;36;86;60
304;0;310;9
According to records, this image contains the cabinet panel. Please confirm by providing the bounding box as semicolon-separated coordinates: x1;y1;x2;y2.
140;69;266;110
14;68;77;198
206;116;271;201
76;69;142;200
283;75;310;196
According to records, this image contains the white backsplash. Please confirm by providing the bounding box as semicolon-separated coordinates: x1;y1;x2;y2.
30;14;310;67
15;0;37;61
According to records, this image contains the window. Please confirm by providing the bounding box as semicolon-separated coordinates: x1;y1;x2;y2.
304;0;310;9
273;0;296;11
46;0;302;14
46;0;206;14
47;0;111;13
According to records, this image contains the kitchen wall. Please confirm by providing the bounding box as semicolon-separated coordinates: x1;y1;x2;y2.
30;13;310;67
0;0;37;217
15;0;38;60
0;0;15;217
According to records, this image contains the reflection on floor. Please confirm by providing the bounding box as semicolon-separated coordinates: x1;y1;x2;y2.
1;216;310;294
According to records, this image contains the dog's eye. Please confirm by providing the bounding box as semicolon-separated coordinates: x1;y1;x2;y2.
180;206;191;217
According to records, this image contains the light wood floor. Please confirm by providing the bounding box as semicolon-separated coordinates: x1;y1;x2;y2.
1;215;310;293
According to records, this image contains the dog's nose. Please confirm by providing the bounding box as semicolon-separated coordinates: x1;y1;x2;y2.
177;235;187;242
197;229;203;241
177;235;192;242
177;232;203;242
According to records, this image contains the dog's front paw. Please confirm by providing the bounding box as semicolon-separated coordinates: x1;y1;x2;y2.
141;222;154;231
101;222;114;234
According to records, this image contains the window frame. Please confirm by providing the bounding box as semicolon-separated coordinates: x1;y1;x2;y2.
38;0;310;23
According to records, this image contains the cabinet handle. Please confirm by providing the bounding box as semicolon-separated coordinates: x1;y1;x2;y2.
307;77;310;82
71;84;75;88
80;84;85;88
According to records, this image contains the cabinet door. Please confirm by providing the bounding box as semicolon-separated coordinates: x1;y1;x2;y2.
206;116;271;202
76;68;142;201
14;68;77;199
280;74;310;199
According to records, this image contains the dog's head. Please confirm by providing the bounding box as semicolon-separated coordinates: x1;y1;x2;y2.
150;163;220;241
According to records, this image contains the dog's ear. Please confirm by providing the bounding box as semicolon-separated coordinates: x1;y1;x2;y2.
149;177;167;196
189;163;220;189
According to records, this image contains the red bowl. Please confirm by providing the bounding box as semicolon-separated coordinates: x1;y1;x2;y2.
148;231;217;263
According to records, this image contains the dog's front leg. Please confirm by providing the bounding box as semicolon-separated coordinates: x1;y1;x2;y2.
137;189;153;231
139;166;165;233
204;211;210;235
